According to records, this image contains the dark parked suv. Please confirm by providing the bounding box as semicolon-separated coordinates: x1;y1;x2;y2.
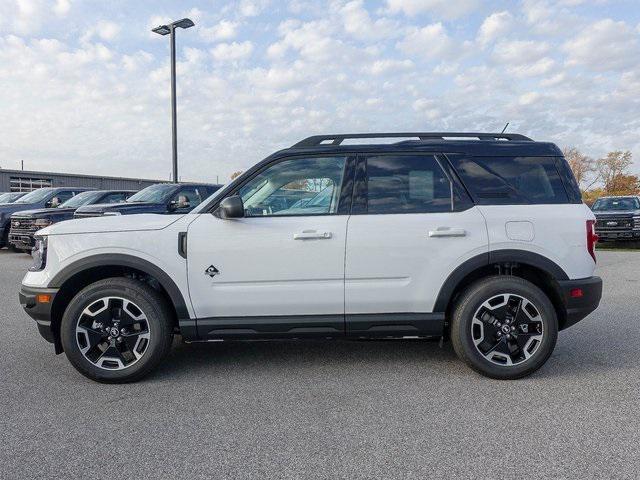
592;196;640;241
0;187;90;249
9;190;136;250
74;183;222;218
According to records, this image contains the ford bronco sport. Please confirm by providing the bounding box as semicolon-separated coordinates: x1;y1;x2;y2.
19;133;602;382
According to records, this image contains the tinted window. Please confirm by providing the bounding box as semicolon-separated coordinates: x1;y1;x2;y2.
60;191;102;208
101;192;130;204
55;191;76;203
238;156;346;217
174;186;207;208
363;155;452;214
450;156;569;205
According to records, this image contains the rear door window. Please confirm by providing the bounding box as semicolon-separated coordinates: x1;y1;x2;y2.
360;155;453;214
449;156;569;205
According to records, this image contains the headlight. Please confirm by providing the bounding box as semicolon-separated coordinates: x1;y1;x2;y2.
34;218;52;227
30;236;48;272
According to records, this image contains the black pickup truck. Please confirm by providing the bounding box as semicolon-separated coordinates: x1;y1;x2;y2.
592;196;640;241
9;190;136;250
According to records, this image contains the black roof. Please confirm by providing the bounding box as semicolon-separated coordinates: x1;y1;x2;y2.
277;132;562;157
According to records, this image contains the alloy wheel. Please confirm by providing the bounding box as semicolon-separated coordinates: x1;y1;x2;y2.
471;293;544;367
75;297;151;370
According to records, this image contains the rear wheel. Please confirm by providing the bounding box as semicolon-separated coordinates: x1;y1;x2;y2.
60;278;174;383
450;276;558;379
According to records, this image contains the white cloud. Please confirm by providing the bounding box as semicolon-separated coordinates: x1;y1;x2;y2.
82;21;121;42
338;1;399;40
477;11;513;47
386;0;478;19
508;57;556;77
396;23;458;59
53;0;71;16
365;59;414;75
239;0;269;17
200;20;239;42
211;41;254;61
563;19;640;71
492;40;550;65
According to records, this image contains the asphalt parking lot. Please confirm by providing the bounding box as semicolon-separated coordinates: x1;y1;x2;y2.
1;250;639;479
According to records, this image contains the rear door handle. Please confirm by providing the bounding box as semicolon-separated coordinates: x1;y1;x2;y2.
293;230;332;240
428;227;467;238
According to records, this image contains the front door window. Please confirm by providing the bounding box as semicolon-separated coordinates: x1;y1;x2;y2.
238;156;347;217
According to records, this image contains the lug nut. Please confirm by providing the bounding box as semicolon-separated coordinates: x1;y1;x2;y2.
120;329;126;335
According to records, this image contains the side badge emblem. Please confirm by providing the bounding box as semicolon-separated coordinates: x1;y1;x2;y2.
205;265;220;277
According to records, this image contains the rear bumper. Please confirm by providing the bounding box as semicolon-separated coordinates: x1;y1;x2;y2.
19;285;59;346
557;276;603;330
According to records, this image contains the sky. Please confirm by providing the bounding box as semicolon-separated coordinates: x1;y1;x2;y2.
0;0;639;183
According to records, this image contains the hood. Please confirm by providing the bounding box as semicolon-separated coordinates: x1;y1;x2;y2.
593;210;638;216
39;213;183;236
0;202;39;215
11;207;76;218
76;202;166;215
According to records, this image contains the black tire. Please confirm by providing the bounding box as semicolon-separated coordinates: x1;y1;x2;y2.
60;277;174;383
450;275;558;380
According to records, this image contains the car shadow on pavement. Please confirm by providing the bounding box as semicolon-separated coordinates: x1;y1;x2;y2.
152;337;462;380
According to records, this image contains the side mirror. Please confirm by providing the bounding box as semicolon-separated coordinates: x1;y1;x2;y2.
217;196;245;219
47;197;60;208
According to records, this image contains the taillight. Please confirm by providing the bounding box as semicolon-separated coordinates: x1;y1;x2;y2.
586;220;598;262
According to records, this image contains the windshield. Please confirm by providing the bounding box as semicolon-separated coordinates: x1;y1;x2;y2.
59;191;100;208
126;184;175;203
14;188;55;204
593;197;640;211
0;193;11;203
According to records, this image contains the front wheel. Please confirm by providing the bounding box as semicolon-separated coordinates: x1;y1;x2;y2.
60;278;174;383
450;276;558;380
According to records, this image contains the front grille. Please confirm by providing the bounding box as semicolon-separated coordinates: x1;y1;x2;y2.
10;217;39;234
595;215;634;232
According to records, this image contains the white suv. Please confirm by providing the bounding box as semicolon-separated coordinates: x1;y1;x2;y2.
20;133;602;382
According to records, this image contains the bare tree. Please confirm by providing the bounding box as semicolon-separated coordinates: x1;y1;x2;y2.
563;147;597;190
230;170;243;180
596;150;633;194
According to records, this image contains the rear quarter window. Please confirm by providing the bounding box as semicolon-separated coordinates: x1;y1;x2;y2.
449;156;570;205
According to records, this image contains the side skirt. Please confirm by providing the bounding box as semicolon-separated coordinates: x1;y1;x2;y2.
183;313;446;341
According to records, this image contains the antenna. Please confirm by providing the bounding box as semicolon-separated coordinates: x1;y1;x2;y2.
501;122;509;134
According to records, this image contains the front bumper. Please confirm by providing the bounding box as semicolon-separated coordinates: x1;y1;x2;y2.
557;276;603;330
596;230;640;241
9;231;35;250
19;285;60;348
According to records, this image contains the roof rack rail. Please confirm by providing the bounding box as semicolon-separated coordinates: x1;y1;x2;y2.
292;132;533;148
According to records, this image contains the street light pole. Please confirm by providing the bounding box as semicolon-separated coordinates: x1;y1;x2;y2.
152;18;195;183
169;25;178;184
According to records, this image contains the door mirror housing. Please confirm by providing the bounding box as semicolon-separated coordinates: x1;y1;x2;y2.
217;196;245;219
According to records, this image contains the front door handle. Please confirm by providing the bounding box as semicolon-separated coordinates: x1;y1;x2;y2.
293;230;332;240
428;227;467;238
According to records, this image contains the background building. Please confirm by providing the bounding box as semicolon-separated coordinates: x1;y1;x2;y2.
0;168;161;192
